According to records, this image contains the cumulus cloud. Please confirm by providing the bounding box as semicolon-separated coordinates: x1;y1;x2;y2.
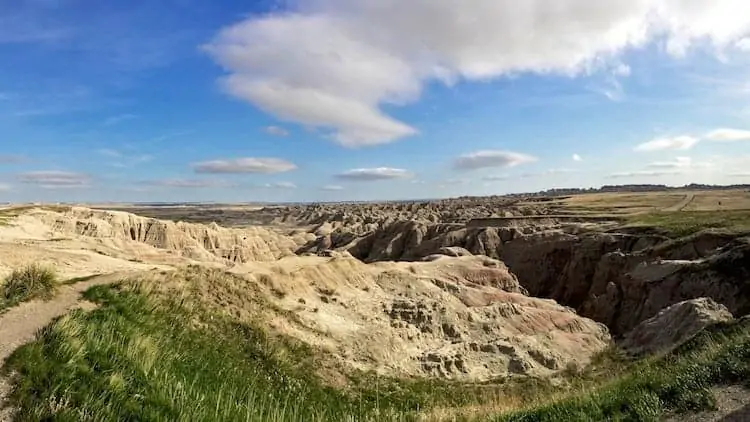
606;170;682;179
204;1;750;147
142;179;231;188
634;136;699;152
335;167;413;181
573;154;583;162
454;150;537;170
193;157;297;174
18;171;91;188
705;128;750;142
321;185;344;191
264;125;290;137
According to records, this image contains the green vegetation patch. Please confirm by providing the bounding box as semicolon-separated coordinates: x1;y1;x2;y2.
2;284;468;421
625;210;750;237
0;264;58;312
497;319;750;422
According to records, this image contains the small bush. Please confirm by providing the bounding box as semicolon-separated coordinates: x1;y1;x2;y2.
1;264;58;310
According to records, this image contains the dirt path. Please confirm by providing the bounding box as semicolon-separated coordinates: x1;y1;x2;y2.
0;272;140;421
664;193;696;212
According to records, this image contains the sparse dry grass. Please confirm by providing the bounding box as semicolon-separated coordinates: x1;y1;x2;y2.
625;210;750;237
560;190;750;216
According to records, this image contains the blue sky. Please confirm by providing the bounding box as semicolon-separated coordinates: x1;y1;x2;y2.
2;0;750;203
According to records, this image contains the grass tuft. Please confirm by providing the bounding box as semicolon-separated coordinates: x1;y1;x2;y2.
0;264;58;311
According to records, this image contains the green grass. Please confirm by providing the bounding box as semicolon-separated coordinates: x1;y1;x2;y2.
0;264;58;312
625;210;750;237
496;319;750;422
3;283;514;421
5;278;750;421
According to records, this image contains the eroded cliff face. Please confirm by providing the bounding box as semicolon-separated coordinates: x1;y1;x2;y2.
501;231;750;336
298;218;750;337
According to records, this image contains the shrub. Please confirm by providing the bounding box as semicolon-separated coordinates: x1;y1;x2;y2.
1;264;58;310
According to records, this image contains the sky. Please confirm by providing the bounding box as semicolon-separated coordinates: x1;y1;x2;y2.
2;0;750;203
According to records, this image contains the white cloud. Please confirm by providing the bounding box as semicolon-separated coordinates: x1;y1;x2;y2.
645;156;714;170
264;125;290;137
18;171;91;189
265;181;297;189
454;150;537;170
0;183;10;191
572;154;583;162
634;136;699;152
646;156;694;169
606;170;682;179
736;38;750;51
193;157;297;174
705;128;750;142
144;179;231;188
321;185;344;191
335;167;413;181
205;1;750;147
613;63;632;77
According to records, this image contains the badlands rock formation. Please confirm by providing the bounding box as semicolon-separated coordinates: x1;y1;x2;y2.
283;204;749;337
621;298;734;356
0;207;611;381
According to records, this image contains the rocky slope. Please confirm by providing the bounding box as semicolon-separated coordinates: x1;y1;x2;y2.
294;214;750;337
31;207;301;263
620;298;734;356
1;207;612;381
147;255;610;381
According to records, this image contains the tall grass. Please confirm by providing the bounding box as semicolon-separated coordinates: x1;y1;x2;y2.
496;319;750;421
5;280;750;421
0;264;58;311
2;284;442;421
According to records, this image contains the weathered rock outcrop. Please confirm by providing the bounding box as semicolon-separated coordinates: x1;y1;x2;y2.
301;218;750;337
33;207;298;263
503;231;750;335
620;298;733;356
